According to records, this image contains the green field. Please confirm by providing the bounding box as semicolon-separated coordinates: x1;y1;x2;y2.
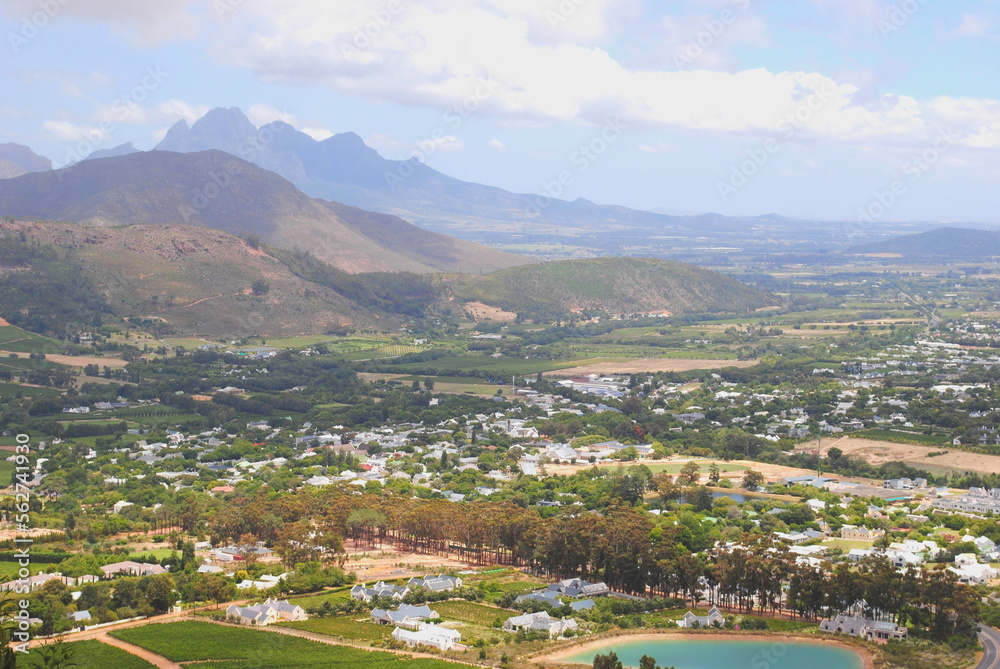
0;382;61;398
280;615;392;642
384;355;610;374
62;640;156;669
0;325;65;354
112;621;468;667
641;461;749;474
854;429;950;446
434;600;512;626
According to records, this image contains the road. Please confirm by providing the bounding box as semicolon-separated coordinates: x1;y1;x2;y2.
978;625;1000;669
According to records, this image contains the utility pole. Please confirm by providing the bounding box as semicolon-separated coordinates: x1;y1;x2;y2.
816;432;822;476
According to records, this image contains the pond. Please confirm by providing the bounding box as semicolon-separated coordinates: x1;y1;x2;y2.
558;636;865;669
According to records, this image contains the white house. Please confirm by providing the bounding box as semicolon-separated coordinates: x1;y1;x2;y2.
503;611;578;637
392;623;462;651
677;607;724;629
371;604;438;630
226;598;307;626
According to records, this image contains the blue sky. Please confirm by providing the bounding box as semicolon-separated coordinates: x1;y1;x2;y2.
1;0;998;221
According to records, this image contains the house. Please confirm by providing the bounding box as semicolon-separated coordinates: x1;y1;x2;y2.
545;578;610;598
819;615;906;641
0;572;74;592
68;610;91;626
111;500;134;514
196;564;223;574
392;623;462;651
840;525;885;542
226;598;306;626
677;607;724;629
949;563;998;585
515;591;562;607
100;561;168;579
503;611;578;637
351;582;410;602
371;604;438;630
407;574;462;593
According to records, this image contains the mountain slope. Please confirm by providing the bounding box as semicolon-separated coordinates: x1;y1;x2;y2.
0;150;529;274
448;257;779;319
0;220;385;336
0;142;52;179
847;227;1000;259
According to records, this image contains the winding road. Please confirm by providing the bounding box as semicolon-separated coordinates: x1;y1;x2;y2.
978;625;1000;669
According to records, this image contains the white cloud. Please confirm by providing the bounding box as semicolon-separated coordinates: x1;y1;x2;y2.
247;103;296;126
0;0;203;45
301;127;334;141
488;138;508;151
90;99;209;126
637;141;674;154
941;13;992;40
42;120;107;142
201;1;1000;151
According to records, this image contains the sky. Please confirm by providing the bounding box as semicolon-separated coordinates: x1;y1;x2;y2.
1;0;999;221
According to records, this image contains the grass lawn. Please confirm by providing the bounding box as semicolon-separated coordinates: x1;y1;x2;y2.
112;620;467;668
62;640;156;669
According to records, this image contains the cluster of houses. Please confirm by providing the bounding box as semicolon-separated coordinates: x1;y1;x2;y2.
226;598;307;626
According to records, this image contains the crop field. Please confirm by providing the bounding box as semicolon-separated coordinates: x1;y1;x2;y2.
433;600;512;626
112;621;468;668
63;640;157;669
0;382;61;398
286;586;354;608
280;615;393;642
0;325;65;354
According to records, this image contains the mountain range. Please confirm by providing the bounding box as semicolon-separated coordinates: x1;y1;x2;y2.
0;149;527;275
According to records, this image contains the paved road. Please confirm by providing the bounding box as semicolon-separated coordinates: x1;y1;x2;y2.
978;625;1000;669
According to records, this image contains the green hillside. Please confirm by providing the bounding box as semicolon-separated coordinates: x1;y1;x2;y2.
848;227;1000;259
448;257;778;319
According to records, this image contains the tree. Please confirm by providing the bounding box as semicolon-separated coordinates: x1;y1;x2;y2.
708;462;721;484
593;651;624;669
250;279;270;296
679;461;701;484
742;469;765;490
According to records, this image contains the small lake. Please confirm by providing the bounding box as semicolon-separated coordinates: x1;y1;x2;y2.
560;637;865;669
676;491;749;504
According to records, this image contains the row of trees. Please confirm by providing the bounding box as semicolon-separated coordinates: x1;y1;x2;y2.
205;490;980;641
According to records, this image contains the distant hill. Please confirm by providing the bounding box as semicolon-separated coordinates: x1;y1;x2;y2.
84;142;139;161
0;142;51;179
448;257;778;319
0;150;530;274
153;107;793;239
847;227;1000;259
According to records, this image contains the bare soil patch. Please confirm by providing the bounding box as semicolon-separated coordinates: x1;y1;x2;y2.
343;540;479;581
798;436;1000;475
45;353;129;368
545;358;757;377
0;317;9;326
464;301;518;322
